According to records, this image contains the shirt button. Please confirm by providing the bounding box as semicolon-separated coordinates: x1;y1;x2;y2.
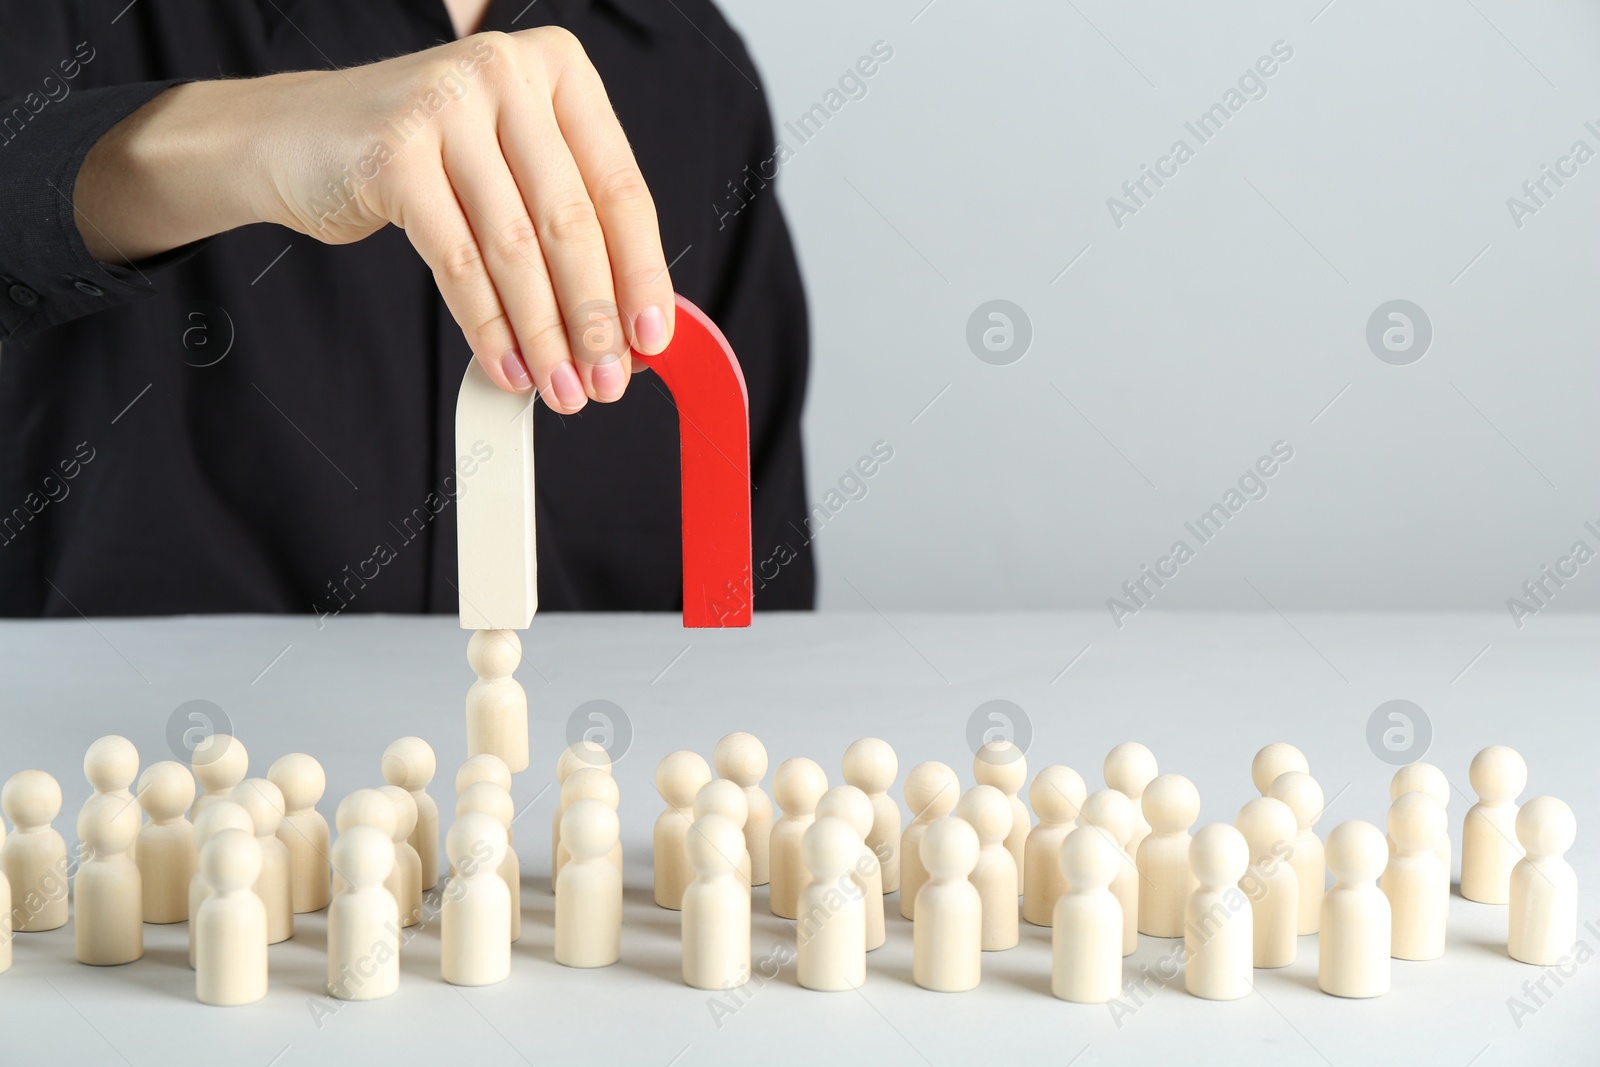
8;284;38;307
73;280;104;297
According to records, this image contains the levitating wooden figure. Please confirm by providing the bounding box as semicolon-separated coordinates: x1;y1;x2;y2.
1;770;69;932
693;779;751;888
1382;791;1447;961
972;740;1029;886
189;801;254;969
1053;825;1122;1004
796;817;866;991
189;734;248;824
1509;796;1578;966
135;760;197;924
75;793;143;966
442;812;511;986
195;828;267;1006
231;778;293;944
769;756;827;920
1268;770;1326;935
456;781;519;941
842;737;899;893
1235;796;1298;968
683;812;751;990
956;785;1018;951
382;737;440;892
1461;745;1527;904
464;630;530;775
559;768;623;884
268;753;330;914
555;798;622;968
1137;773;1199;938
379;785;424;928
655;750;713;911
816;785;884;951
1319;820;1390;998
900;761;959;920
327;826;399;1001
715;732;773;887
913;817;982;992
1023;765;1087;927
1250;742;1309;796
1104;742;1159;856
1185;824;1252;1001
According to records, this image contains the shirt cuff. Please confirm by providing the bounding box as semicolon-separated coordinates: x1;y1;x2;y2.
0;79;205;342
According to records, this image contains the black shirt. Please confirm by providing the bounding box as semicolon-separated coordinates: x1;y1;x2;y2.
0;0;814;618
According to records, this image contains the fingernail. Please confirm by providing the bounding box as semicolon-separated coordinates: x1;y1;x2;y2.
634;305;667;354
591;356;625;401
500;350;533;392
550;361;586;411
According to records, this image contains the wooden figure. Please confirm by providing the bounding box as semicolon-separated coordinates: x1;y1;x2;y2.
189;801;254;968
912;817;982;992
457;753;513;797
382;737;440;892
1268;770;1326;934
1104;742;1158;856
189;734;248;824
816;785;884;951
972;740;1030;887
83;735;138;807
796;817;866;991
75;793;143;965
1235;796;1298;968
378;785;424;928
1053;825;1123;1003
655;750;713;911
1184;824;1252;1000
1389;761;1451;879
769;756;827;920
682;813;751;990
1461;745;1527;904
1137;773;1199;938
558;768;623;885
555;798;622;968
956;785;1018;951
333;788;397;898
267;753;330;914
464;629;529;775
442;812;511;986
1079;789;1139;956
553;741;612;887
456;781;519;941
900;761;959;920
693;779;751;888
1250;742;1309;796
326;826;399;1001
195;828;267;1006
1509;796;1578;966
0;770;68;932
1319;820;1390;998
135;760;197;924
628;294;753;627
714;732;773;887
1382;791;1448;961
1023;765;1087;927
231;778;293;944
841;738;899;893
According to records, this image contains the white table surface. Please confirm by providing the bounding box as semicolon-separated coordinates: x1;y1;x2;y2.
0;610;1594;1067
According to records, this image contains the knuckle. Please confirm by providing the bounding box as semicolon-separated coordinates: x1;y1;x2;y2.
439;239;488;288
519;317;571;362
619;262;669;293
471;310;512;344
532;25;583;60
542;196;602;244
593;164;653;212
489;216;544;264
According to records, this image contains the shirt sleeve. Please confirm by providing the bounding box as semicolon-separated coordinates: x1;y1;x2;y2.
0;77;201;342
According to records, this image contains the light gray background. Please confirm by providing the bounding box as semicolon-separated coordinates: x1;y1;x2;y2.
714;0;1600;615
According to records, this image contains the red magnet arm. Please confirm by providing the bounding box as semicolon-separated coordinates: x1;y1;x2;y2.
631;295;753;628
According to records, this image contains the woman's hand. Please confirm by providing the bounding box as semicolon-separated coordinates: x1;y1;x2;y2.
77;28;674;410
